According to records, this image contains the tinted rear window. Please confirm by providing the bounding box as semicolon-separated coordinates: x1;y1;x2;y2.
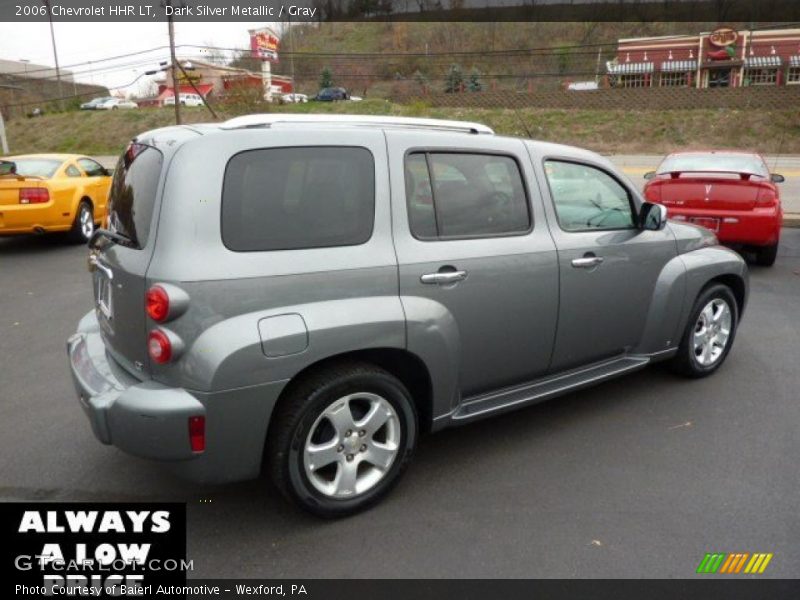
8;158;62;178
222;146;375;252
658;154;767;177
107;144;163;249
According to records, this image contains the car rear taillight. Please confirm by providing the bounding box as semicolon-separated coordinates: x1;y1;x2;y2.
188;416;206;453
756;187;778;205
146;285;170;322
19;188;49;204
147;329;172;364
644;182;662;203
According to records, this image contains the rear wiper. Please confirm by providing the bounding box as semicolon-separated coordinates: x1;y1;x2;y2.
89;228;135;249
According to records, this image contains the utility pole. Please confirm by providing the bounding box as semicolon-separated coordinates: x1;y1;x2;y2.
41;0;64;110
164;0;182;124
288;18;296;94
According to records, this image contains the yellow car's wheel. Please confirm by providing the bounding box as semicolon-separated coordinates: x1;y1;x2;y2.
69;201;94;244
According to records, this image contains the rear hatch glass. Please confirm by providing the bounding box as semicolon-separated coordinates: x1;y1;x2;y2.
93;143;163;377
107;144;163;247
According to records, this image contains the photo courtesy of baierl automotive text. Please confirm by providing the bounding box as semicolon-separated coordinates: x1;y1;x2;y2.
1;1;798;598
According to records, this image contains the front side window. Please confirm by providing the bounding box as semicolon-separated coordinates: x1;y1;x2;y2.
222;146;375;252
405;152;530;239
544;160;635;232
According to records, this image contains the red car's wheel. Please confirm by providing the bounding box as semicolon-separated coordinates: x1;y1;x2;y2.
755;243;778;267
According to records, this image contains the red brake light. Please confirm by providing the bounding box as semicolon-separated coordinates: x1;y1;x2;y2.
147;329;172;364
188;416;205;452
19;188;49;204
146;285;170;322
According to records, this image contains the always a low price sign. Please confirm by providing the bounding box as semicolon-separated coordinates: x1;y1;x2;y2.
3;503;187;596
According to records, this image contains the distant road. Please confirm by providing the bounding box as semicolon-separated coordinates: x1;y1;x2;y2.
95;154;800;215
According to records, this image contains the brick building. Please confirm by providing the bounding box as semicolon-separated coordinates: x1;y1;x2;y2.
607;27;800;89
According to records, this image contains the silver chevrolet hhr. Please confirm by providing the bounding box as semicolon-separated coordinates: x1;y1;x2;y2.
68;115;748;517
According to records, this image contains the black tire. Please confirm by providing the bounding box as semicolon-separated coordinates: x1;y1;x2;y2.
267;362;418;518
755;243;778;267
68;201;94;244
669;283;738;378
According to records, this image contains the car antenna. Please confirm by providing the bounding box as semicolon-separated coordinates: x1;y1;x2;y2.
510;105;535;140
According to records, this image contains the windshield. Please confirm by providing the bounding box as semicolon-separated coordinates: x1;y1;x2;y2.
107;144;163;249
658;154;768;177
2;158;62;178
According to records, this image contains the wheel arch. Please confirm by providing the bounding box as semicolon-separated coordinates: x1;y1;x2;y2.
704;273;747;319
268;348;435;437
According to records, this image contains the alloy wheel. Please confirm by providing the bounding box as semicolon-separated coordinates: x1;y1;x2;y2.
692;298;732;367
303;392;400;499
80;206;94;240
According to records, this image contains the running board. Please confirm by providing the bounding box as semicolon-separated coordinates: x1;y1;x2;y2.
451;355;651;422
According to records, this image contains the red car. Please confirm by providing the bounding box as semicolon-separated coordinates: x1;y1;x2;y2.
643;151;784;266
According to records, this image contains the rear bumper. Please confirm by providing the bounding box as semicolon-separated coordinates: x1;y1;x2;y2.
67;311;206;460
67;310;287;483
0;202;72;235
667;206;781;247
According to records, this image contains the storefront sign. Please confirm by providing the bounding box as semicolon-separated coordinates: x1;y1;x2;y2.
250;27;280;62
709;27;738;47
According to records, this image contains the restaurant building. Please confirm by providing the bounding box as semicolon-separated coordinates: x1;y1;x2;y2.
606;27;800;89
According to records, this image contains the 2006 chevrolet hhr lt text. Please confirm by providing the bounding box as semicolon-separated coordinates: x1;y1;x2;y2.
67;115;748;517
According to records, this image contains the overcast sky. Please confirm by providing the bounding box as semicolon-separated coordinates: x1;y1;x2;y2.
0;22;275;94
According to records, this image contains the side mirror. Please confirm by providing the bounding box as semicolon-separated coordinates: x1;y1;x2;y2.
639;201;668;231
771;173;785;183
643;171;656;180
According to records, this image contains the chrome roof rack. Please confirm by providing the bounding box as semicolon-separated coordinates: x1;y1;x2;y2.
220;114;494;135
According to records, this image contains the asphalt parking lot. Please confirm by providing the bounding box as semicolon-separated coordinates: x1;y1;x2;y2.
1;230;799;578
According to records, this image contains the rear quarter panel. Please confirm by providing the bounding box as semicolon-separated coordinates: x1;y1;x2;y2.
145;129;404;393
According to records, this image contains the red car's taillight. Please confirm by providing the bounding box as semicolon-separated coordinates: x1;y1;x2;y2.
19;188;49;204
146;285;170;322
188;416;206;453
756;187;778;205
644;182;662;203
147;329;172;364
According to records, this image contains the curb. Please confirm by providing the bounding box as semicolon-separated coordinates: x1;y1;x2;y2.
784;213;800;228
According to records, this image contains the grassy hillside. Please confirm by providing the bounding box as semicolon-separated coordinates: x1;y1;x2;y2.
4;102;799;157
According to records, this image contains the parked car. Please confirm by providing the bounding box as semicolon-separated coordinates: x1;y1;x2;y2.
0;153;111;242
68;115;748;517
80;97;114;110
281;93;309;104
164;93;204;107
95;97;138;110
314;87;349;101
643;151;783;266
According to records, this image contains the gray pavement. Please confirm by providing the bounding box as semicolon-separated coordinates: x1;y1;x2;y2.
1;231;799;578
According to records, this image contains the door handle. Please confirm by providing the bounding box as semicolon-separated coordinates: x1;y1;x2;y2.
420;270;468;285
571;256;604;269
88;253;114;279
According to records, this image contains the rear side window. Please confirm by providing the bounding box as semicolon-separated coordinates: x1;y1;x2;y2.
405;152;530;239
78;158;106;177
107;144;163;249
222;146;375;252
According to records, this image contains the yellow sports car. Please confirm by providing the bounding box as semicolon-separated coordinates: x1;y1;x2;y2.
0;153;111;243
